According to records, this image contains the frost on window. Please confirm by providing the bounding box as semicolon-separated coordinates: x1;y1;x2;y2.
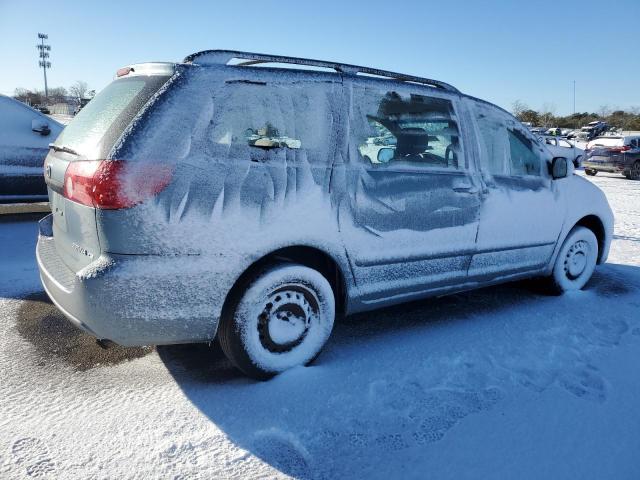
474;103;542;177
474;107;510;175
208;81;335;164
245;123;301;150
352;88;463;169
508;129;541;176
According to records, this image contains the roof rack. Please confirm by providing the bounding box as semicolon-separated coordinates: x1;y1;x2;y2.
183;50;459;93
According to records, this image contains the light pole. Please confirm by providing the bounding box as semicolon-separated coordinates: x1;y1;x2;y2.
37;33;51;100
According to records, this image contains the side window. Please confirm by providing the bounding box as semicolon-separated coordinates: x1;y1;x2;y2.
208;80;339;164
507;128;541;176
351;85;463;169
473;106;510;175
474;102;543;177
558;139;572;148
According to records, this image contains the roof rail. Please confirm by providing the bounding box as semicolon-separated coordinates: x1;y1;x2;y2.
183;50;459;93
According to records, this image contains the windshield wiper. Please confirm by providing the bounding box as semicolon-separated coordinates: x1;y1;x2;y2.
49;144;79;156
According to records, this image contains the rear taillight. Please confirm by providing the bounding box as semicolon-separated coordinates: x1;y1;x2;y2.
609;145;631;153
63;160;173;209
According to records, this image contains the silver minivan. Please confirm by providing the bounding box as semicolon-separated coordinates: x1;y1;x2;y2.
37;51;614;379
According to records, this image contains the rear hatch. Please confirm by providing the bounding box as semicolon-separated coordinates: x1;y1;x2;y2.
44;64;174;272
585;137;624;164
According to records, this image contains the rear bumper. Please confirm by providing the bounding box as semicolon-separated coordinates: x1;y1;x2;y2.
36;214;222;346
583;159;627;173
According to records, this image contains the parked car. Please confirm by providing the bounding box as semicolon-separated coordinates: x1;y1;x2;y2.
541;135;584;167
583;135;640;179
37;51;614;379
580;121;608;140
0;95;63;203
566;130;580;140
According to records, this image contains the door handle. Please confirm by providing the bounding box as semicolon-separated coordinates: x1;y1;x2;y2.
453;186;480;194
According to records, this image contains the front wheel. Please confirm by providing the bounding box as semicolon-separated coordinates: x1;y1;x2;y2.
629;161;640;180
585;168;597;176
573;155;582;168
547;226;598;293
218;263;335;379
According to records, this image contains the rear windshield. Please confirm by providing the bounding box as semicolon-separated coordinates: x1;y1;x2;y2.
54;75;170;158
587;137;623;148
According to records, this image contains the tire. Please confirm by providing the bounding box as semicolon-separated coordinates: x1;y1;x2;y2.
218;263;335;380
547;226;598;294
574;155;582;168
629;161;640;180
585;168;597;176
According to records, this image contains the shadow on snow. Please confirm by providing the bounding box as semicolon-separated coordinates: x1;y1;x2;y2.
154;263;640;478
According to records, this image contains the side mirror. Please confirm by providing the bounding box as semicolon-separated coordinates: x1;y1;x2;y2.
550;157;568;179
32;119;51;136
377;147;394;163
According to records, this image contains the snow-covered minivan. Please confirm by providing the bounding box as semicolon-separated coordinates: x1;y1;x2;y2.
37;51;613;379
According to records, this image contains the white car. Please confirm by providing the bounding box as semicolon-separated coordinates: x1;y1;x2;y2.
0;95;63;202
541;135;584;167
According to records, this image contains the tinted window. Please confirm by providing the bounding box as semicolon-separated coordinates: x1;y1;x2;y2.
207;80;339;164
54;75;170;159
351;86;463;169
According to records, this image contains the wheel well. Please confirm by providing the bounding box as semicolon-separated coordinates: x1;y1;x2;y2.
223;246;348;319
575;215;606;263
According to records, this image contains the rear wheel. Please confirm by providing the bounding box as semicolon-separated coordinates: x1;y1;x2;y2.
218;263;335;380
585;168;597;176
629;161;640;180
547;226;598;293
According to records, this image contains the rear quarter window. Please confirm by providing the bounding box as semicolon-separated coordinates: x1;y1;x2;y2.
54;75;170;159
206;79;341;165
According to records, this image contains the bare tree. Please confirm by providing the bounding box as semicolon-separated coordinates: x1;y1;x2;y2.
48;86;67;103
597;105;611;119
14;87;44;106
69;80;89;101
511;100;528;119
539;103;556;127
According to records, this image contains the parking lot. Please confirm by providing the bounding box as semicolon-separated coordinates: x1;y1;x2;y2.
0;170;638;479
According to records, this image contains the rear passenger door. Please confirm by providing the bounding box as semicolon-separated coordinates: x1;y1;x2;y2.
467;100;565;280
339;81;482;303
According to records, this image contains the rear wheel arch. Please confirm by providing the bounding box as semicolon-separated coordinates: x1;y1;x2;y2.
221;245;349;323
574;215;606;264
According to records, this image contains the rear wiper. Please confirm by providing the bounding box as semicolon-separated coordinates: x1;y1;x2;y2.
49;144;79;156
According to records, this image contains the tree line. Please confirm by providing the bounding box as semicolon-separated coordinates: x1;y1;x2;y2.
14;80;94;106
512;100;640;131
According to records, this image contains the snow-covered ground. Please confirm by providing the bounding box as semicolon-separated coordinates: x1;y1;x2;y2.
1;172;639;479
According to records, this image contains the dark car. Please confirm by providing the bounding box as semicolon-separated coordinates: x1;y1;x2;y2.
580;121;608;140
583;135;640;179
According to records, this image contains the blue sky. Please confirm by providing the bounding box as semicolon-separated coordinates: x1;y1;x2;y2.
1;0;638;114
